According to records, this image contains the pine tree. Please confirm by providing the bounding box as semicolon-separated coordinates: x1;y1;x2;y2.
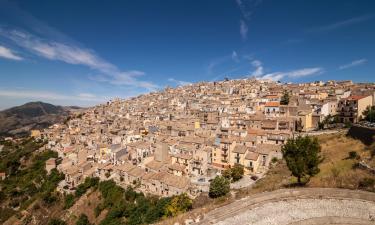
282;136;322;184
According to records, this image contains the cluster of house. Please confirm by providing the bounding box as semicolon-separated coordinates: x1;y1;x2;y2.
36;78;375;198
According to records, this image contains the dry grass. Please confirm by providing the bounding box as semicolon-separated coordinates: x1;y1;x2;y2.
236;161;292;199
308;133;374;189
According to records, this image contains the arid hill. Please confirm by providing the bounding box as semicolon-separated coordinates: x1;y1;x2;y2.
0;101;79;136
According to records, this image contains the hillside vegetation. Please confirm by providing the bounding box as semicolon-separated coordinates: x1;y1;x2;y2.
0;102;74;136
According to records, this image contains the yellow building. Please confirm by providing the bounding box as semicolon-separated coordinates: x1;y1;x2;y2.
298;111;313;132
244;151;261;174
30;130;41;139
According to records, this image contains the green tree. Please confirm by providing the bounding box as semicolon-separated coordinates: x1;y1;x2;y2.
222;169;231;180
362;105;375;122
76;213;91;225
231;164;244;182
165;193;192;217
282;136;322;184
48;218;67;225
280;90;290;105
209;176;230;198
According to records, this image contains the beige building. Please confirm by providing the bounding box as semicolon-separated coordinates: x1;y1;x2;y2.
337;95;373;123
298;111;313;131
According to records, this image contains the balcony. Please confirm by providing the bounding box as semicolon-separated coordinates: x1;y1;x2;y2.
221;159;228;163
221;152;228;157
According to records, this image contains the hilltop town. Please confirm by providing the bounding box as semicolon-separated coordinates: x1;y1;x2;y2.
31;78;375;198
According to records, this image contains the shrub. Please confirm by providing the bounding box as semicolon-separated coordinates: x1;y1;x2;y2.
64;194;75;209
358;178;375;190
348;151;360;160
209;176;230;198
222;169;231;180
76;213;91;225
165;193;192;217
231;164;244;182
271;157;278;164
48;218;67;225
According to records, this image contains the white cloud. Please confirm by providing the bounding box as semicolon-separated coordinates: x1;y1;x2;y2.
231;51;239;62
339;58;367;70
0;89;105;102
0;28;158;91
249;58;323;81
240;20;248;40
0;45;23;60
250;59;264;76
259;67;323;81
168;78;192;86
307;14;374;33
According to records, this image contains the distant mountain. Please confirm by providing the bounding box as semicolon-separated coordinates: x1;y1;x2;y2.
0;101;80;136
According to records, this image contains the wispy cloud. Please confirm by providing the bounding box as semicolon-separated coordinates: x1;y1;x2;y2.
235;0;263;40
235;0;262;20
168;78;192;86
339;58;367;70
240;20;248;40
0;89;107;102
0;28;158;91
231;51;239;62
0;45;23;60
250;59;323;81
307;14;374;33
250;59;264;76
260;67;324;81
207;52;240;74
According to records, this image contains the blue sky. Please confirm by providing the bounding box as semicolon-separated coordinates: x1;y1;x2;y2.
0;0;374;109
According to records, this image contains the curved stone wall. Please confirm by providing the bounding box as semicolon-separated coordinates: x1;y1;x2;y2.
197;188;375;225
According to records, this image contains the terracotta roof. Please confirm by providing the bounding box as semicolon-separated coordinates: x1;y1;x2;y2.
168;163;186;172
172;153;193;160
146;160;165;171
232;145;247;154
255;144;281;155
127;167;144;177
245;151;259;161
116;163;136;172
265;102;280;107
346;95;368;100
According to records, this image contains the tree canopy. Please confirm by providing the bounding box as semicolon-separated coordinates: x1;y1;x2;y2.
282;136;322;184
209;176;230;198
280;90;290;105
362;105;375;122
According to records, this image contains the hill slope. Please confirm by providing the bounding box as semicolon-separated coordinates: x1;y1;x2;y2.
0;102;72;136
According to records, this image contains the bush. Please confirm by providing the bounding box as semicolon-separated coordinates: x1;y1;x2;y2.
48;218;67;225
222;169;231;180
165;193;192;217
348;151;360;160
76;213;91;225
209;176;230;198
94;204;103;217
231;164;244;182
64;194;75;209
358;178;375;190
221;164;244;182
